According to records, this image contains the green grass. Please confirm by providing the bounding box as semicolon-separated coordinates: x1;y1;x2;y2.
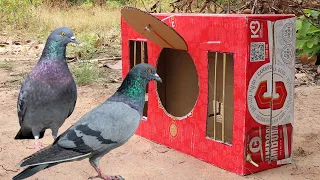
0;61;13;71
70;62;103;86
1;1;122;60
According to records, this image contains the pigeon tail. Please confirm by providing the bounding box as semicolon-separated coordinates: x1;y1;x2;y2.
14;129;45;140
18;144;90;168
12;163;56;180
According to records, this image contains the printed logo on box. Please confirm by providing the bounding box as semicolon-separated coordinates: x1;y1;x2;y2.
250;21;262;39
247;63;293;125
249;20;268;62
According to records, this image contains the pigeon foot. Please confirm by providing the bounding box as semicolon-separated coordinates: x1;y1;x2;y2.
88;175;124;180
89;167;124;180
26;143;43;150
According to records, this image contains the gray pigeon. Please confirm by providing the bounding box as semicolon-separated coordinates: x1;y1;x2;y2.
14;27;79;150
13;63;162;180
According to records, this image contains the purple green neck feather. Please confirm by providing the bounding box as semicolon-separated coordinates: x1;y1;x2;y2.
109;72;147;114
40;40;66;61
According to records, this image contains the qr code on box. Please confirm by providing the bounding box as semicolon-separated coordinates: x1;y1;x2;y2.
250;42;265;62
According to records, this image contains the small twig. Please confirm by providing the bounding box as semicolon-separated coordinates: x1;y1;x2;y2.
185;0;193;13
252;0;258;14
0;165;19;173
199;0;210;13
179;1;188;12
242;165;266;180
271;6;280;13
150;0;160;13
76;57;122;63
212;1;226;13
141;0;149;12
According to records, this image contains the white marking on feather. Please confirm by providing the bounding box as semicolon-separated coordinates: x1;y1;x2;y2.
19;153;91;168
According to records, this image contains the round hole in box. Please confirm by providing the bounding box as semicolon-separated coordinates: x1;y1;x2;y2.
156;48;199;119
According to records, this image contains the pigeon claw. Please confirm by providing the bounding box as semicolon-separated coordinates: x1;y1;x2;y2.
88;175;124;180
110;175;125;180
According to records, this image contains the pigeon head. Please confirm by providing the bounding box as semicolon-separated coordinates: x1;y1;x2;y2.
47;27;79;46
118;63;162;95
40;27;78;61
110;64;162;112
131;63;162;83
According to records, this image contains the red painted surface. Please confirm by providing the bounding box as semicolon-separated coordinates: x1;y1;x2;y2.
121;13;295;175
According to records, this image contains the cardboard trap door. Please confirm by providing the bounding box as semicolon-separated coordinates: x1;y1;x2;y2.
245;17;295;169
121;6;188;51
121;6;197;120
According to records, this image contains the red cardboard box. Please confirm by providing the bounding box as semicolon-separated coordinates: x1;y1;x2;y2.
120;6;295;175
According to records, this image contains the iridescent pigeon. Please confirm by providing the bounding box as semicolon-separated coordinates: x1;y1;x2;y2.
13;63;162;180
14;27;79;150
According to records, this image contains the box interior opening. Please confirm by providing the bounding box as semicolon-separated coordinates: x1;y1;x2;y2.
129;40;148;117
156;48;199;118
207;51;234;144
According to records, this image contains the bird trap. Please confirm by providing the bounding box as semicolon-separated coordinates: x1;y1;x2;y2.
120;6;296;175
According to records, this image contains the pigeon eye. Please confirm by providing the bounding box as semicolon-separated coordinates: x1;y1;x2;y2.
147;69;152;73
61;32;66;36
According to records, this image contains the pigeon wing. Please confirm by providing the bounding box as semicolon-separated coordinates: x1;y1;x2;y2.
17;77;29;126
66;85;77;118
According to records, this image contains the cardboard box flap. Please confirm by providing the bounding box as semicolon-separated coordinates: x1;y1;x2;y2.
121;6;188;51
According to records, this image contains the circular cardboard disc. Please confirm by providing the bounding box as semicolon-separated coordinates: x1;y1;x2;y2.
121;6;188;51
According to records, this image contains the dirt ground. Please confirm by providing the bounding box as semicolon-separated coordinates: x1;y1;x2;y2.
0;41;320;180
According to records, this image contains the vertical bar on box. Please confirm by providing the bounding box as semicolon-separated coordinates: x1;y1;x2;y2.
133;41;137;65
141;42;144;63
222;53;227;143
213;52;218;140
268;23;276;164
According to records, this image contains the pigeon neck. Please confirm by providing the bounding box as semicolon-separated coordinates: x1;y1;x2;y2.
40;40;66;61
109;73;147;114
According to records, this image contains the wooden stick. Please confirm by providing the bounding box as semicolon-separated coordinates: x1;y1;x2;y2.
133;41;137;65
222;53;227;143
213;52;218;140
141;42;144;63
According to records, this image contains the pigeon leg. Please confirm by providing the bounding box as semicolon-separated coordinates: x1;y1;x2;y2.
88;157;124;180
34;137;43;150
27;136;43;150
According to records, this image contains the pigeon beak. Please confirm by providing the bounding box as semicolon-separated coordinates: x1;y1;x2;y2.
70;36;79;44
154;73;162;83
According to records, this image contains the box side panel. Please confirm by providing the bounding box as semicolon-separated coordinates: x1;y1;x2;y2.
244;16;296;174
